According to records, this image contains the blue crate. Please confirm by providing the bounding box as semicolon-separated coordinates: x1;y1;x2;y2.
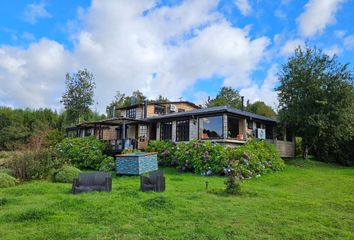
116;152;158;175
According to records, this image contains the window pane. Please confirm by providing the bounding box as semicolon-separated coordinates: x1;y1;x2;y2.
176;120;189;141
199;116;223;139
160;122;172;140
227;117;239;139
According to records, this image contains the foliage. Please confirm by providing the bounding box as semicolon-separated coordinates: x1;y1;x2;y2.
206;87;242;108
5;148;66;180
98;156;115;172
121;148;141;154
61;69;96;124
147;139;284;178
224;166;241;195
295;137;303;157
0;107;63;150
0;167;13;176
146;140;176;166
106;90;171;118
106;90;146;117
277;46;354;164
0;172;16;188
0;162;353;239
57;136;111;170
54;165;81;183
245;101;276;118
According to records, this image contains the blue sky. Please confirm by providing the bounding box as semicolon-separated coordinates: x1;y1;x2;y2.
0;0;353;113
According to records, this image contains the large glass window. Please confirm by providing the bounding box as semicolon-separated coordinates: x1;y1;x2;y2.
176;120;189;142
199;116;223;139
160;122;172;140
227;117;240;139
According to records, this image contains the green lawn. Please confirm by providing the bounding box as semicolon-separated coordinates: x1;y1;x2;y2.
0;159;353;240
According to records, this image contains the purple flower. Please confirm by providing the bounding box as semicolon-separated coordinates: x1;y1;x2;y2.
203;150;209;161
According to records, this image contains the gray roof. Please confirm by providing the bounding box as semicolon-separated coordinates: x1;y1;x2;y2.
146;106;278;123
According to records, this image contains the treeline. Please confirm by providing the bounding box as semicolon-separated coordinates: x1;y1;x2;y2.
0;107;103;150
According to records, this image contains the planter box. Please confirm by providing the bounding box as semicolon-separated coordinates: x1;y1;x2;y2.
116;152;158;175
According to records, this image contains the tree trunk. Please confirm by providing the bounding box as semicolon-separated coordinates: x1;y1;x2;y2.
302;145;308;159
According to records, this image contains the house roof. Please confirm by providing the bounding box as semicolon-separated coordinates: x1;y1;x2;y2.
145;106;278;123
116;101;201;110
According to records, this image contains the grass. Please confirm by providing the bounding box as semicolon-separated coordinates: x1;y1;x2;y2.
0;159;353;240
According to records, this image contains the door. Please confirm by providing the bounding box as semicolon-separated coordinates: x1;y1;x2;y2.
138;124;148;150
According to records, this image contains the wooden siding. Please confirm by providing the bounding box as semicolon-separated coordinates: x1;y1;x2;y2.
274;139;295;158
101;126;117;140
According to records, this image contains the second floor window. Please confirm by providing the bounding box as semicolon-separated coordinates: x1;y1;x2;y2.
126;108;136;118
154;105;165;115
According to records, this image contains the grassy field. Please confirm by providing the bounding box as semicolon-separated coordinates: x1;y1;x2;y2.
0;159;353;240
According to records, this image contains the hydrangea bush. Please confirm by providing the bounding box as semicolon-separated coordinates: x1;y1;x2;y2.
147;139;285;178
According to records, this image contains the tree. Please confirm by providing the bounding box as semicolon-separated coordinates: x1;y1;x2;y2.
61;69;95;124
206;87;242;109
153;95;169;103
106;90;147;118
276;46;354;164
245;101;276;118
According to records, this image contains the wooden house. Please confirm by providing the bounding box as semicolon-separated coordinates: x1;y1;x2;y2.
66;101;295;157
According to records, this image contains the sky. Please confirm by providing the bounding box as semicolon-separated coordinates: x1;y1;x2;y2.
0;0;353;113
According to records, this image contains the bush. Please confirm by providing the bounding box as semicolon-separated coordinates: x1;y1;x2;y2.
0;167;13;176
0;173;16;188
57;136;110;170
5;148;66;180
54;165;81;183
98;156;115;172
224;167;241;195
147;139;285;178
146;140;176;166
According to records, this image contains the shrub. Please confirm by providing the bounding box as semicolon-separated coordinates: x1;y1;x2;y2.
57;136;110;170
146;140;176;166
54;165;81;183
5;148;66;180
98;156;115;172
0;172;16;188
0;167;13;176
224;167;241;195
147;139;284;178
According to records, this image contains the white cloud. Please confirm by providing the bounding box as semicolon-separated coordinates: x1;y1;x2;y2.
23;2;52;24
240;64;279;110
280;39;305;55
1;0;270;112
334;30;346;39
343;35;354;50
234;0;252;16
0;39;72;108
324;45;342;56
297;0;346;37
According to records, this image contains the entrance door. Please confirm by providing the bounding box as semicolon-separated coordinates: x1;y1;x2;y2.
138;124;148;150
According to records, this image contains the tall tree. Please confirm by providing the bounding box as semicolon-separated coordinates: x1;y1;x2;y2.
245;101;276;118
276;46;354;163
206;87;242;109
61;69;95;124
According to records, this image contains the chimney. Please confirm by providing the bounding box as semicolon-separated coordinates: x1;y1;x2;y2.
241;96;244;111
144;100;148;118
